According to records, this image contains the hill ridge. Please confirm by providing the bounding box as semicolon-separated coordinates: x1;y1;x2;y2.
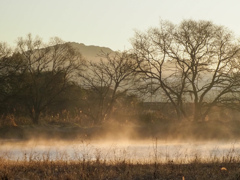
67;42;114;61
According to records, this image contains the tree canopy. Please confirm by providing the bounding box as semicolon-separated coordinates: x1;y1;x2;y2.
131;20;240;121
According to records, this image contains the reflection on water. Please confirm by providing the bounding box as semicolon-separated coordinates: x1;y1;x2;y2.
1;140;240;163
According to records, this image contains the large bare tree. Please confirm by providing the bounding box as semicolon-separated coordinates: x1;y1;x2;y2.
15;34;84;124
132;20;240;121
78;51;137;124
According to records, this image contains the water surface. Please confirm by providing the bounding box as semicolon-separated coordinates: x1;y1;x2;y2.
1;140;239;163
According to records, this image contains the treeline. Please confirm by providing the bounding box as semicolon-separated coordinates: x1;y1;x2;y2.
1;19;240;126
0;34;141;125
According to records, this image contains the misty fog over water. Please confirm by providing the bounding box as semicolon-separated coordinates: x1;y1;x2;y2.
1;140;240;163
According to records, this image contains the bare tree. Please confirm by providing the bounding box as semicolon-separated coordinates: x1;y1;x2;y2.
15;34;84;124
0;42;13;106
0;43;26;108
132;20;240;121
0;42;11;59
78;51;137;124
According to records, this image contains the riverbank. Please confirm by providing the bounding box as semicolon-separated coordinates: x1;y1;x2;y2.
0;159;237;180
1;119;240;141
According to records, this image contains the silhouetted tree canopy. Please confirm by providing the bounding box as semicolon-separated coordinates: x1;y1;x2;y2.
6;34;84;124
132;20;240;121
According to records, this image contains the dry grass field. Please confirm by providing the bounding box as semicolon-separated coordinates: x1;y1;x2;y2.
0;158;239;180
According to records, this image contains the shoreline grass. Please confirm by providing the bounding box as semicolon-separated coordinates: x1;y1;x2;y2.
0;158;238;179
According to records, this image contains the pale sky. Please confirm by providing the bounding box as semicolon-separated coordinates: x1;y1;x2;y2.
1;0;240;51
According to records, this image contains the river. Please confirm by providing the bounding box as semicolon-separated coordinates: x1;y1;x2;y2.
0;140;239;163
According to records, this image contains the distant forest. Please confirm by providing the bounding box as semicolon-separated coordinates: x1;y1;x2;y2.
1;19;240;127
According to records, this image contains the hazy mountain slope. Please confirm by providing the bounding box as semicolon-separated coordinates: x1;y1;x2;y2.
67;42;114;61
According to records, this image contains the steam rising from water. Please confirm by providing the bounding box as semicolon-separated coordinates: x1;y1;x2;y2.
1;119;240;163
1;139;240;163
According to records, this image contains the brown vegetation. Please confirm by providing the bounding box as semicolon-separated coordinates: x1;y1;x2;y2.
0;152;240;179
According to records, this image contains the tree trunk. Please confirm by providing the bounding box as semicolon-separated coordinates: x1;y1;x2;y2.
32;115;39;124
193;103;202;121
30;108;40;124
